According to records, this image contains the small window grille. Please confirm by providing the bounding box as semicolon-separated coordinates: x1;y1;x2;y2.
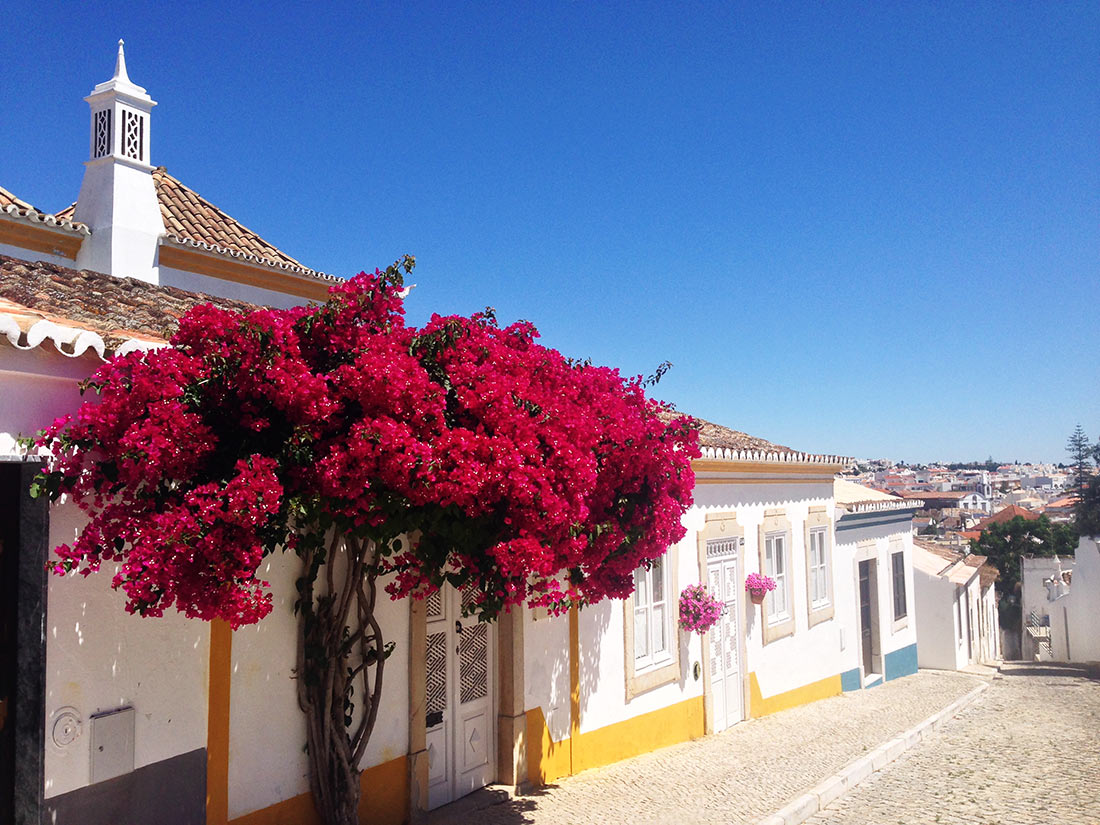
122;109;144;161
93;109;112;158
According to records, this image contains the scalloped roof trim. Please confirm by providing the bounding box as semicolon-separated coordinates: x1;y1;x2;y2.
1;203;89;236
161;233;340;283
699;444;852;465
0;312;163;361
841;499;924;514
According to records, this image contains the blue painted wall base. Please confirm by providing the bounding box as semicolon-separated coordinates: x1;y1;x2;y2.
884;643;918;681
840;668;862;692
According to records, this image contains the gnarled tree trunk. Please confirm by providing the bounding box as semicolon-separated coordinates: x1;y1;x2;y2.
296;533;387;825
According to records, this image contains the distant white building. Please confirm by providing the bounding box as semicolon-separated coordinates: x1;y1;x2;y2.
912;540;999;670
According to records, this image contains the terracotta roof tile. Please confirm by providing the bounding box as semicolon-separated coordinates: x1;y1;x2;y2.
973;505;1039;532
1;185;88;234
54;167;335;280
0;254;258;349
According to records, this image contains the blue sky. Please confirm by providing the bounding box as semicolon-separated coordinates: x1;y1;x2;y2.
3;2;1097;463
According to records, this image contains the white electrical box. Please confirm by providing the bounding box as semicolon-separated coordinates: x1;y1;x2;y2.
90;706;135;784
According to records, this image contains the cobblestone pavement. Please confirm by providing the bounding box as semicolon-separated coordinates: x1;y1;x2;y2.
426;669;984;825
805;662;1100;825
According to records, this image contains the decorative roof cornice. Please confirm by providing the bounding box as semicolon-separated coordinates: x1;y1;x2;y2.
159;232;340;283
841;498;923;514
698;444;851;467
0;312;161;361
0;202;89;237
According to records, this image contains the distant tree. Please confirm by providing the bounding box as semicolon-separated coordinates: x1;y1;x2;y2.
1077;475;1100;537
1067;424;1092;496
1074;432;1100;537
970;515;1078;629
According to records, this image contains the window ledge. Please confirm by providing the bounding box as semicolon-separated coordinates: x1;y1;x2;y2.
626;657;679;701
808;604;834;628
761;612;795;645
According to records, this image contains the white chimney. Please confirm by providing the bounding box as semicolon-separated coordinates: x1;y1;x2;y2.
73;40;164;283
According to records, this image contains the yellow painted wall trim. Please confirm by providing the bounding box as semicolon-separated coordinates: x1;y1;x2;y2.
207;619;232;825
525;707;573;786
159;244;332;302
227;755;408;825
571;697;704;774
526;698;704;786
0;220;82;259
748;672;841;718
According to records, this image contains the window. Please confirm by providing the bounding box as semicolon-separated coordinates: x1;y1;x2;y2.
623;549;680;699
758;511;796;645
633;556;670;671
891;551;907;621
804;511;834;628
764;533;788;623
808;528;829;609
955;588;964;645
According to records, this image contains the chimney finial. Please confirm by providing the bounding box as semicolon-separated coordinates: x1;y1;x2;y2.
114;39;131;83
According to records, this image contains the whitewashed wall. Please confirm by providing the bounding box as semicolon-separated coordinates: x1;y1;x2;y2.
522;610;571;742
159;265;315;310
227;556;410;820
834;519;919;679
914;573;957;670
694;483;845;700
576;525;703;735
0;347;92;456
44;499;211;798
1065;538;1100;662
2;344;207;799
0;243;75;268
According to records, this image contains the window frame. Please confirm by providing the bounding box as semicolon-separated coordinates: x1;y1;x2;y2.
623;547;681;700
890;547;908;629
758;511;795;644
804;508;834;628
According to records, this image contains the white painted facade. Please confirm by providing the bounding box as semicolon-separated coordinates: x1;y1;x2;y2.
832;487;920;688
912;541;998;670
1020;555;1075;661
226;557;410;820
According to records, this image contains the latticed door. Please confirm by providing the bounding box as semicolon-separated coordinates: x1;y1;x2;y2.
425;585;494;810
706;538;743;732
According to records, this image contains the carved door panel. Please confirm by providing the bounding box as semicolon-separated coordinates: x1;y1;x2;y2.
706;539;743;733
426;586;494;810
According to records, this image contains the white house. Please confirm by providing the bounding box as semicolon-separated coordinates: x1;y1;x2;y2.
912;539;999;670
832;480;920;689
1019;554;1077;661
1044;539;1100;663
0;41;333;312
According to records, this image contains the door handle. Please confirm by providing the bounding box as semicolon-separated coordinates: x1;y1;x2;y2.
455;620;463;634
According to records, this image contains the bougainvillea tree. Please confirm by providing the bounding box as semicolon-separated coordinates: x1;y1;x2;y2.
32;257;699;825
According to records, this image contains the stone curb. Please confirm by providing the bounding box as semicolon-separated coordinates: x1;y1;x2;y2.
755;681;990;825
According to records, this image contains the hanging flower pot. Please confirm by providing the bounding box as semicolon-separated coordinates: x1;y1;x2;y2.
678;584;723;634
745;573;776;606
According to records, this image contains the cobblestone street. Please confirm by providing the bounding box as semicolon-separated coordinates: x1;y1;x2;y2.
805;662;1100;825
426;670;985;825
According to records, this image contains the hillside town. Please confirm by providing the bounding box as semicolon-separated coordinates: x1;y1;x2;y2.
0;22;1097;825
843;461;1079;541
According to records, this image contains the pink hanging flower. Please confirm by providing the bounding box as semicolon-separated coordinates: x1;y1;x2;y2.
678;583;723;634
745;572;776;595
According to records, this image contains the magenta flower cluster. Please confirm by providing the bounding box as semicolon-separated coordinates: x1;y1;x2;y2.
677;583;723;634
745;572;777;594
34;265;701;628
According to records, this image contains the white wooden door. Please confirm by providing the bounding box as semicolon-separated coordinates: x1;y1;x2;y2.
425;585;494;810
706;538;743;732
